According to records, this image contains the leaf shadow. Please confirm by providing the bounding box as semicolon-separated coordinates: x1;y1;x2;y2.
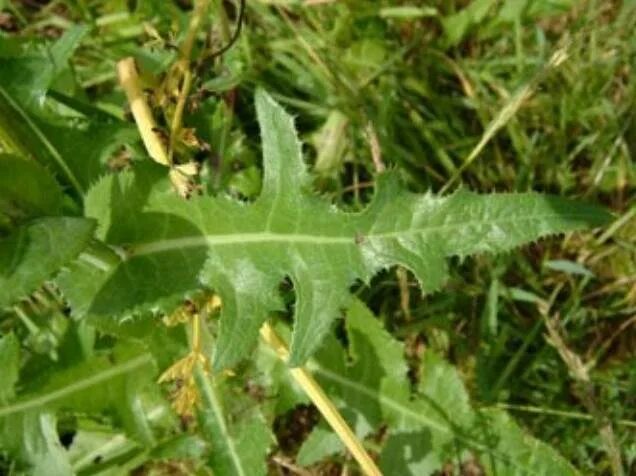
87;211;207;316
84;162;209;316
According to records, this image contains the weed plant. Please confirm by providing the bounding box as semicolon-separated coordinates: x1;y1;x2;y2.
0;1;634;475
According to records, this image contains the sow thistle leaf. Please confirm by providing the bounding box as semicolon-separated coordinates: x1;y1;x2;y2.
0;344;157;475
295;300;578;475
0;83;84;194
0;29;137;195
0;217;95;310
0;26;88;193
0;81;137;196
2;413;74;476
58;90;609;371
0;24;89;107
35;117;138;194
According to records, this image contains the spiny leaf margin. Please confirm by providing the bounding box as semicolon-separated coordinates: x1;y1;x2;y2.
56;90;610;371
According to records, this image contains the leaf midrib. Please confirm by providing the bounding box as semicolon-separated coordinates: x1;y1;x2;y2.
129;212;597;257
0;353;153;417
197;369;248;476
0;84;84;195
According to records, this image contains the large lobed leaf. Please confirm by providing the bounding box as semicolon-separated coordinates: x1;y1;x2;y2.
58;90;610;370
0;29;137;196
0;317;211;475
292;300;579;475
0;337;157;475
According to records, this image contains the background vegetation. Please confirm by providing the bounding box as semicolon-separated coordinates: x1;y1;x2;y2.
0;0;634;474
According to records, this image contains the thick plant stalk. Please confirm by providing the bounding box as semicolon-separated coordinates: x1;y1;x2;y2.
117;57;382;476
260;324;382;476
116;58;170;166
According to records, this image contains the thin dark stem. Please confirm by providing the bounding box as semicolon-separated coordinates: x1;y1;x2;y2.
208;0;246;60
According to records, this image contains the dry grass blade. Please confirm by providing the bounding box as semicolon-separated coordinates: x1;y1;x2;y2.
440;47;569;194
544;315;624;476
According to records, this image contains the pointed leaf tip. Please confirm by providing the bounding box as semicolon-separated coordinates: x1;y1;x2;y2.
255;89;309;205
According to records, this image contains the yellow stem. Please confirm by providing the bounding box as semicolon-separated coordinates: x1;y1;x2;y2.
260;323;382;476
168;0;210;162
169;68;193;163
192;313;201;354
116;58;170;166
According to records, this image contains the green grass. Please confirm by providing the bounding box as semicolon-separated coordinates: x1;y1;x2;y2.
1;0;635;474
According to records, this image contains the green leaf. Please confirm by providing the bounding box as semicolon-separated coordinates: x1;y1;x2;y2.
443;0;498;46
36;117;138;192
0;345;157;475
295;300;579;475
149;433;209;461
0;217;95;310
0;84;85;195
0;154;64;221
0;345;155;422
66;428;143;474
476;409;581;475
0;83;137;197
311;109;349;174
314;299;409;433
297;427;343;466
3;412;75;476
380;429;441;476
0;24;89;106
544;259;595;278
57;90;610;370
379;6;438;19
498;0;529;22
0;27;136;195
